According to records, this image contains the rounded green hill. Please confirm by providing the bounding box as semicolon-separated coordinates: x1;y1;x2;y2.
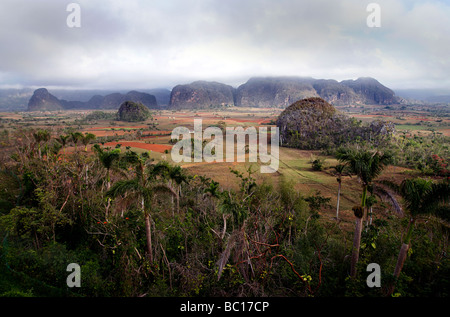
117;101;151;122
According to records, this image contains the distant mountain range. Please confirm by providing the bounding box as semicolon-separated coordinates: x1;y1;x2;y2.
169;76;400;109
0;87;171;112
0;76;448;112
27;88;164;112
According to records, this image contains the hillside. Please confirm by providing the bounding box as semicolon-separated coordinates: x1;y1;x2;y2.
169;81;235;109
168;76;401;109
277;97;396;150
235;76;400;108
235;77;319;107
27;88;64;111
340;77;399;105
9;76;401;112
27;89;159;111
117;100;151;122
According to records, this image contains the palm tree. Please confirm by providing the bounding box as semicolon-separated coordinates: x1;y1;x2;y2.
106;151;175;262
331;164;350;220
93;144;121;218
204;180;220;199
93;144;121;190
381;178;450;295
33;129;51;159
57;135;70;155
336;146;393;278
149;161;188;213
70;131;83;152
365;194;377;229
81;133;96;152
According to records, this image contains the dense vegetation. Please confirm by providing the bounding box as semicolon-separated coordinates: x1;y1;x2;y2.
117;101;152;122
0;115;449;297
277;98;395;151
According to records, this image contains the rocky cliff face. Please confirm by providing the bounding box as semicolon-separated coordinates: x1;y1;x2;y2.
235;77;319;107
169;81;235;109
167;76;400;109
340;77;399;105
84;91;158;109
27;88;64;111
312;79;360;105
26;76;400;112
235;76;400;108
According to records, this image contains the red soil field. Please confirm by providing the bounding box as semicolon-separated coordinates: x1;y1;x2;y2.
229;119;272;124
84;129;172;137
89;126;149;130
86;130;129;137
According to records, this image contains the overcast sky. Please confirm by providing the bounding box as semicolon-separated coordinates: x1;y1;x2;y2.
0;0;449;91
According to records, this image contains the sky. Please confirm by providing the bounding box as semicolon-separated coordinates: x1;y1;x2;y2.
0;0;449;91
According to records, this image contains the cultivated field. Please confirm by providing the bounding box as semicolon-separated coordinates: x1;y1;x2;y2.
1;102;448;232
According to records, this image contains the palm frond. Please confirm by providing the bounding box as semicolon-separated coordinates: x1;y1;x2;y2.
373;182;404;217
216;231;237;280
419;180;450;216
152;183;176;197
106;179;140;198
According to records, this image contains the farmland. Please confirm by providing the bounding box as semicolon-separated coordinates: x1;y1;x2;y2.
0;101;449;297
0;103;448;224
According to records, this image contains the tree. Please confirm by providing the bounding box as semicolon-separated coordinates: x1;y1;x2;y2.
70;132;83;152
33;129;51;159
148;161;188;214
81;133;96;152
106;151;175;263
336;146;393;278
93;144;121;190
57;135;70;155
93;144;121;219
331;164;350;220
365;194;377;229
381;178;450;295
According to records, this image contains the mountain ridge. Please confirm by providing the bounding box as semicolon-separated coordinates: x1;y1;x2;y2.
27;89;160;112
168;76;401;109
1;75;406;112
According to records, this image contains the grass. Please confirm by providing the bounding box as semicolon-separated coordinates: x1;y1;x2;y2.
395;124;433;131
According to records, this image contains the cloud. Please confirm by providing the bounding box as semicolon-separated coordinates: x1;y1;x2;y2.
0;0;449;90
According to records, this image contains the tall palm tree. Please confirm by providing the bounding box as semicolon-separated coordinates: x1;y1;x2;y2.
365;194;377;229
93;144;121;218
382;178;450;295
332;164;349;220
336;146;393;278
106;151;175;262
